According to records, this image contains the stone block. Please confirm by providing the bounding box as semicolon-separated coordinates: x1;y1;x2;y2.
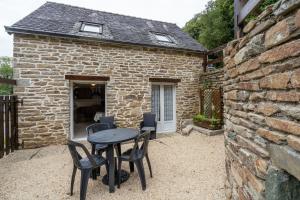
266;91;300;102
257;4;273;21
269;144;300;181
265;16;299;48
248;113;265;126
237;58;260;75
291;68;300;88
255;158;269;179
260;72;290;89
237;135;269;158
266;166;300;200
249;92;266;101
266;117;300;136
256;128;287;144
243;166;265;194
192;125;223;136
249;18;276;38
237;91;250;101
279;104;300;120
296;9;300;28
238;82;260;91
182;125;193;136
287;135;300;152
273;0;300;16
243;20;257;33
225;90;238;100
234;34;265;65
256;102;279;116
259;39;300;64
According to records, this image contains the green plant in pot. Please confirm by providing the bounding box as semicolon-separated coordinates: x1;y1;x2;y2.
193;113;221;130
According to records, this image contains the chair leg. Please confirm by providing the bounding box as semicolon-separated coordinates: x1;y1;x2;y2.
70;165;77;196
129;161;134;173
105;162;109;175
117;159;122;188
134;159;146;191
145;154;153;178
80;169;92;200
91;144;96;155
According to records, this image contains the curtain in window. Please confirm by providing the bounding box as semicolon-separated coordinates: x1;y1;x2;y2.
151;85;160;121
164;85;173;121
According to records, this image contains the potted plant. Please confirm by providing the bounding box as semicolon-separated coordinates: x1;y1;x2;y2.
193;113;222;130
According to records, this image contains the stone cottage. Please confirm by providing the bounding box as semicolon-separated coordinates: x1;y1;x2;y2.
5;2;206;148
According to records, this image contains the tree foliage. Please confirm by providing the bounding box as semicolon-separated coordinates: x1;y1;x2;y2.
183;0;234;50
183;0;279;50
0;57;13;95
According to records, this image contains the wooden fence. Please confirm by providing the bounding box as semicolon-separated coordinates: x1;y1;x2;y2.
199;87;223;122
0;96;19;158
234;0;264;38
0;77;19;157
202;44;226;72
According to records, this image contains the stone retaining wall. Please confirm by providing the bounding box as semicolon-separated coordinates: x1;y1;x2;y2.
223;0;300;199
200;68;224;88
13;34;203;148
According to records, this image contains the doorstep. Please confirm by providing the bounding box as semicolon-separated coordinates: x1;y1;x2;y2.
192;125;224;136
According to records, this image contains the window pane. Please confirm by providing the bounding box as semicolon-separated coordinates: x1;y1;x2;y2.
155;34;171;42
82;24;102;33
151;85;160;121
164;85;173;121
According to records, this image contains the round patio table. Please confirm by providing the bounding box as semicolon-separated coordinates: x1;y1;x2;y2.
87;128;138;193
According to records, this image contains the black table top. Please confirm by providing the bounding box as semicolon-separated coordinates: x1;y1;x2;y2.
87;128;138;145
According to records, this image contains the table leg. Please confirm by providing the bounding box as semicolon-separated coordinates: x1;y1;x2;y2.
116;143;121;156
106;144;115;193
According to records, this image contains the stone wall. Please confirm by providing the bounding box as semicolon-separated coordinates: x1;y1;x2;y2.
200;68;224;88
223;1;300;199
13;34;203;148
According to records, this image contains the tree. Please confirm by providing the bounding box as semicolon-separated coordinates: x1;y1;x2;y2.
0;57;13;95
184;0;234;50
183;0;279;50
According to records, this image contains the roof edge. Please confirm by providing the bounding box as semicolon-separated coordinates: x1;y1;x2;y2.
5;26;207;54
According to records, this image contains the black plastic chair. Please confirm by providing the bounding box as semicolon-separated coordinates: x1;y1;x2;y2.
86;123;110;155
99;116;117;129
140;113;157;139
117;131;152;190
67;140;108;200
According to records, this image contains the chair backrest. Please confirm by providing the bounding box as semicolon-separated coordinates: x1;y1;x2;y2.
143;113;156;127
99;116;115;129
86;123;109;135
130;131;151;160
67;140;97;169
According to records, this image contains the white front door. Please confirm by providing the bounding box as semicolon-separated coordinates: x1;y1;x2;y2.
151;84;176;133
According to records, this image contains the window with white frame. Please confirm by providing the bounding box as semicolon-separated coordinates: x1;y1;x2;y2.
154;33;173;43
80;22;103;34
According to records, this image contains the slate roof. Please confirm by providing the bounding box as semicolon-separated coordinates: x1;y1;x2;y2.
5;2;206;52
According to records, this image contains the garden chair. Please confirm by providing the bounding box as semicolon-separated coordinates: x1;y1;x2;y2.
117;131;152;190
86;123;110;155
99;116;117;129
67;140;108;200
86;123;110;178
140;112;157;139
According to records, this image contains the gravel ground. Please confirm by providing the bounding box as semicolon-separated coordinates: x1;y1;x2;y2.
0;132;225;200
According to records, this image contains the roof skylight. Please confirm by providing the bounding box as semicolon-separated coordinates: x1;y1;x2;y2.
80;22;103;34
154;33;172;43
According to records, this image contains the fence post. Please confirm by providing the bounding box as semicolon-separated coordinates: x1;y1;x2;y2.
200;88;204;114
10;96;15;152
4;96;10;155
0;96;4;158
14;96;19;150
202;54;208;72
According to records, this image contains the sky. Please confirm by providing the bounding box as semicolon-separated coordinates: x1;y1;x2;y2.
0;0;210;57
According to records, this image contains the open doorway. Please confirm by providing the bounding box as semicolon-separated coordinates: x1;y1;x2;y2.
71;82;105;139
